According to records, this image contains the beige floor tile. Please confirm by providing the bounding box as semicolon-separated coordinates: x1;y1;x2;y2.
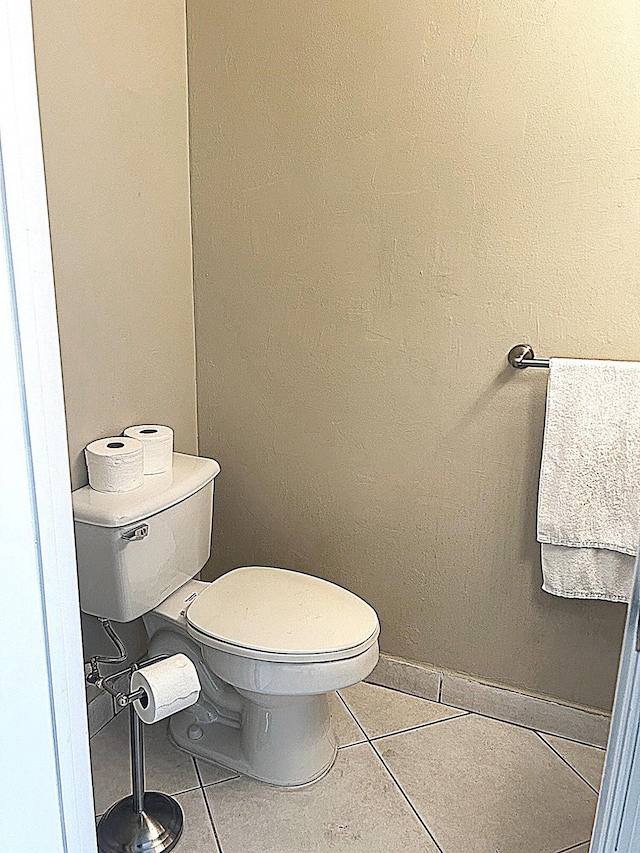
376;713;597;853
91;710;199;815
562;844;590;853
540;734;606;792
340;680;465;739
329;691;367;747
205;742;439;853
173;788;220;852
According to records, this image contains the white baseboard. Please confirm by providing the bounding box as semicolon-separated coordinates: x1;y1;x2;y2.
367;653;610;748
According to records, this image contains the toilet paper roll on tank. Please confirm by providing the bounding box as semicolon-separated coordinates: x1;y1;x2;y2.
131;653;201;724
84;424;174;492
124;424;174;474
84;436;145;493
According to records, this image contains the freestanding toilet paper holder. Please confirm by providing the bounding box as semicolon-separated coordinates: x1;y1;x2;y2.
87;620;184;853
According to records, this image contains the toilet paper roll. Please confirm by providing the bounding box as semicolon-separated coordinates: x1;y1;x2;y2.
131;654;201;725
84;437;144;493
123;425;174;474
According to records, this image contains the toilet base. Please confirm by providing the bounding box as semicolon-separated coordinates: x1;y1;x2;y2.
168;690;338;787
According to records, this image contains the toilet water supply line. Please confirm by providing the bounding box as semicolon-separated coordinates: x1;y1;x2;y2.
86;617;168;709
85;618;128;687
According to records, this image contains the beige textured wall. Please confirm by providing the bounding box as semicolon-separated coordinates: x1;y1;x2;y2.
189;0;640;711
31;0;197;659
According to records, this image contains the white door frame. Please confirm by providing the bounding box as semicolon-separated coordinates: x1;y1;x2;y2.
591;552;640;852
0;1;96;851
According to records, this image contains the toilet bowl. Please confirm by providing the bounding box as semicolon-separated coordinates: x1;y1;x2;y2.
71;453;380;787
144;568;379;785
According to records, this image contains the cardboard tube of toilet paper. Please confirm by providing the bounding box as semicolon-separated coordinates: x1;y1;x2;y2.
131;654;201;724
84;437;144;492
123;424;174;474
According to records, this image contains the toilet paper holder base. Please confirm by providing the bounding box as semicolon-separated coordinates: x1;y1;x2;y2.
88;622;184;853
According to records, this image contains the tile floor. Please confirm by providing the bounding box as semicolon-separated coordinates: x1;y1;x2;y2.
90;682;604;853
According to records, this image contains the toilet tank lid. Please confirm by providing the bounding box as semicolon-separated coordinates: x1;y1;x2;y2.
72;453;220;528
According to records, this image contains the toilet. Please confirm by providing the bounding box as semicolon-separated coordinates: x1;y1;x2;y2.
72;453;380;786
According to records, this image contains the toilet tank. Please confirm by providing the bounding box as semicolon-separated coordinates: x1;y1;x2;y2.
72;453;221;622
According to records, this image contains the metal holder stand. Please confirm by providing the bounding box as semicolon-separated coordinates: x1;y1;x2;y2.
89;621;184;853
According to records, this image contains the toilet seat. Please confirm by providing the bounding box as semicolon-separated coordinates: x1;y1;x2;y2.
185;566;380;664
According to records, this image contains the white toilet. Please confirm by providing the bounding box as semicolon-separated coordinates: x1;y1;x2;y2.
72;453;380;786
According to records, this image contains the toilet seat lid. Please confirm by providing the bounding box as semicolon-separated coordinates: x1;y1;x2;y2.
185;566;380;662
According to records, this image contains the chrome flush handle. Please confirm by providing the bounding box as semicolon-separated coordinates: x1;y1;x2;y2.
121;524;149;541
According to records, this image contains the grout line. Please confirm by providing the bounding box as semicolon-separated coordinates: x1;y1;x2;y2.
356;682;606;749
194;758;225;852
554;841;591;853
368;711;471;743
444;704;607;750
368;681;608;748
340;687;471;744
89;709;116;739
535;729;607;751
336;691;369;741
535;732;600;795
166;782;202;797
337;738;367;749
338;741;367;751
94;783;203;820
200;773;242;788
370;668;610;733
366;680;442;705
369;739;444;853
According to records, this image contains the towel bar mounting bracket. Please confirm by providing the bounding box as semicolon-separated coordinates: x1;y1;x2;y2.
507;344;550;370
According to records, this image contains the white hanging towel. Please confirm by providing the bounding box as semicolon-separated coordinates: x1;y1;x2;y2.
537;358;640;602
